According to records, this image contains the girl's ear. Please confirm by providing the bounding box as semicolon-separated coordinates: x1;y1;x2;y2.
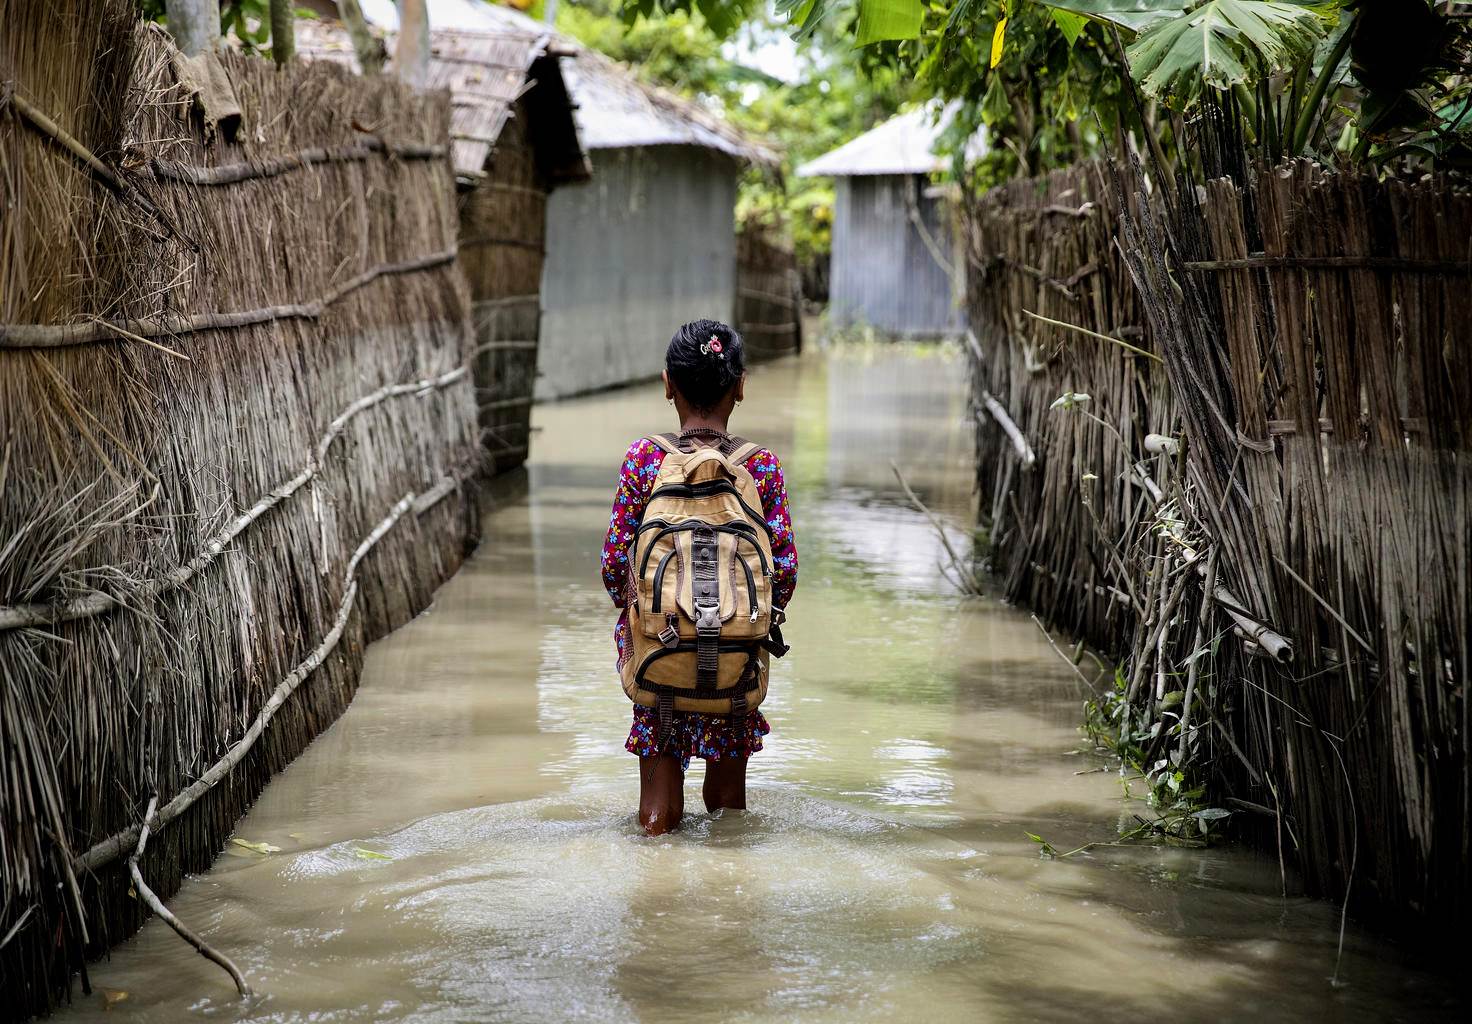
734;373;746;405
662;369;674;401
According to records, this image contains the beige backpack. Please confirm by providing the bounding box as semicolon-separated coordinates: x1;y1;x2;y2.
620;432;789;735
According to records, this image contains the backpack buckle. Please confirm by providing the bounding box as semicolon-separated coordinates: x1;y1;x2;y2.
659;614;680;648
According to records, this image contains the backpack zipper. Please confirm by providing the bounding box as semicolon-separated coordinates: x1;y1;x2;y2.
739;556;759;621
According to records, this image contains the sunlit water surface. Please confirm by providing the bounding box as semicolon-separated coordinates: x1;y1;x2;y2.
59;347;1465;1022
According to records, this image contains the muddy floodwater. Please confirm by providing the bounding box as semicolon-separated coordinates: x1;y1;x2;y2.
62;347;1464;1022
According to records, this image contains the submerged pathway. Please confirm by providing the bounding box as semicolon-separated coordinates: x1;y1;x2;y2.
64;348;1461;1022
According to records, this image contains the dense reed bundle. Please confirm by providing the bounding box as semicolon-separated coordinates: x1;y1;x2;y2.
460;98;547;476
0;4;479;1014
736;223;802;361
966;156;1472;932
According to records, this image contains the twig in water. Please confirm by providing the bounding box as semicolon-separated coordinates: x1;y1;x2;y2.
889;462;983;593
1031;615;1100;696
127;795;252;998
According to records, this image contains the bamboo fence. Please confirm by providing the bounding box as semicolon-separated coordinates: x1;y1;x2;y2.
736;223;802;361
460;97;546;476
0;4;480;1014
966;156;1472;930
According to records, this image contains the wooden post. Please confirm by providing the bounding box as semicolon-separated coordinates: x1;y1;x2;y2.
337;0;384;74
164;0;220;56
395;0;431;88
269;0;295;65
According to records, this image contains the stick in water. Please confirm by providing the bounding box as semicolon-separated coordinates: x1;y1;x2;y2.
127;795;253;998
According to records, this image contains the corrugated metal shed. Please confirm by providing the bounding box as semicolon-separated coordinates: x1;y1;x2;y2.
295;17;588;186
566;48;775;164
797;104;987;177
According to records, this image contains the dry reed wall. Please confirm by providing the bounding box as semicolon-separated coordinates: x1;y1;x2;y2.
966;158;1471;931
736;224;802;360
0;7;479;1015
460;96;545;477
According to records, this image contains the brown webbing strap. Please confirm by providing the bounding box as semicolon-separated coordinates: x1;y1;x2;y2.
728;688;747;734
657;689;674;746
691;526;721;690
726;440;760;465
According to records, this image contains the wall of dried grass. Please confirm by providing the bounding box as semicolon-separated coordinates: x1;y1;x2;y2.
966;158;1471;932
0;5;479;1015
736;223;802;361
460;96;545;476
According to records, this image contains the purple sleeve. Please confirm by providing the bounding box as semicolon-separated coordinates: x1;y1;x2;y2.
746;449;798;607
601;438;664;607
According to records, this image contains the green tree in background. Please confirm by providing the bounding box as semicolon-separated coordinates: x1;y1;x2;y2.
550;0;909;274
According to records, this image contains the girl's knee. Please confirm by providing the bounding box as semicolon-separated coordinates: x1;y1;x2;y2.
641;802;682;835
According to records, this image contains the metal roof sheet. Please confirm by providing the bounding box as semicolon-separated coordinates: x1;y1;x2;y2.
797;104;988;178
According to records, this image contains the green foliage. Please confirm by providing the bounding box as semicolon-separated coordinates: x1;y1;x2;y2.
1124;0;1327;109
1083;664;1232;843
561;1;907;266
135;0;316;55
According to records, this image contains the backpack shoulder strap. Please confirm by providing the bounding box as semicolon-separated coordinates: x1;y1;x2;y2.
645;433;690;455
726;440;762;466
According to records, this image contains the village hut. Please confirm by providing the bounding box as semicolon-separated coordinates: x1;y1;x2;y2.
0;4;480;1013
296;13;589;475
326;1;784;398
538;47;780;397
798;106;983;338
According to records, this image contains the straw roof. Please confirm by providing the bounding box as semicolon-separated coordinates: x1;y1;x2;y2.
797;103;988;177
295;17;589;186
350;0;777;166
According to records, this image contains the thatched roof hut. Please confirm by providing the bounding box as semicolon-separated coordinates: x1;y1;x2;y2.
297;15;588;475
799;106;984;338
0;4;479;1013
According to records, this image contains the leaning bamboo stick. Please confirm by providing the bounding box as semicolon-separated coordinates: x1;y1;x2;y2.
127;796;252;998
150;138;445;186
77;477;459;874
0;249;457;349
976;396;1037;470
0;365;466;631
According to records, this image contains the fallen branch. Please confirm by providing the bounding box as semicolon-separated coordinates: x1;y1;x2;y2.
890;461;983;594
1031;615;1100;696
127;795;252;998
975;393;1037;470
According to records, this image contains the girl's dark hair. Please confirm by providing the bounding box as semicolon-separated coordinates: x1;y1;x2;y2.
666;319;745;411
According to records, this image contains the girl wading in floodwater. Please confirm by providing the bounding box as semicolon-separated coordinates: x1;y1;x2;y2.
601;319;798;836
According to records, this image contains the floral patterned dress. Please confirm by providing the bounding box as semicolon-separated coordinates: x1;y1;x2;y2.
602;433;798;771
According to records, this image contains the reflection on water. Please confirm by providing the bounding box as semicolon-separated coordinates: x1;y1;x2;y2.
59;346;1464;1023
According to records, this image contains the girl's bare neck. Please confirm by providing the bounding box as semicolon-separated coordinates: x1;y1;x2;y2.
678;414;730;434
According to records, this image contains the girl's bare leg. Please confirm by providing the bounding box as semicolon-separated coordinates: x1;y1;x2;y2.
703;756;747;812
638;754;684;835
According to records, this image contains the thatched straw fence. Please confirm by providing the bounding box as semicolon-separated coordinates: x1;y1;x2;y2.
736;223;802;360
461;97;549;475
966;157;1472;931
0;4;479;1014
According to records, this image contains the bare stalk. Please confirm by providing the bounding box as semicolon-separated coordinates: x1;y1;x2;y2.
128;796;252;997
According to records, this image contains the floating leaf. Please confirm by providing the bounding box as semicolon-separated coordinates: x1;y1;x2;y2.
231;838;281;855
101;989;129;1009
354;847;392;861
